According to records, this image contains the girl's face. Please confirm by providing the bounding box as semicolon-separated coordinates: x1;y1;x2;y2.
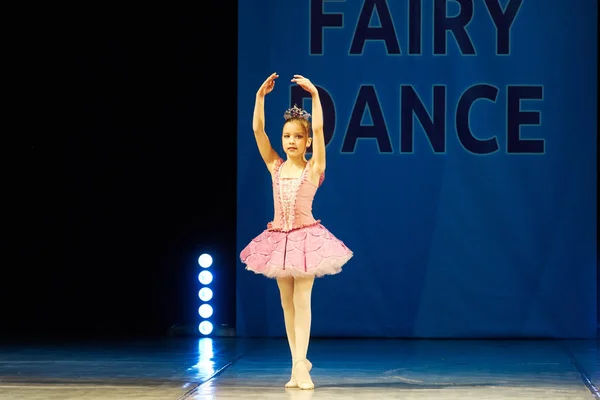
282;120;311;158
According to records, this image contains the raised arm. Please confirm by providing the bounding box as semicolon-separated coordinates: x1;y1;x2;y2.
309;89;325;173
254;73;281;173
291;75;326;174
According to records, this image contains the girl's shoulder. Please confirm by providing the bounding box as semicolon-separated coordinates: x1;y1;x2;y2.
269;158;285;179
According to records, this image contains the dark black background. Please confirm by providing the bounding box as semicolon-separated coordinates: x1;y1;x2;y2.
4;5;238;339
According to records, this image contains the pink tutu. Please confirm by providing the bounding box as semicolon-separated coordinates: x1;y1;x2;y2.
241;158;353;278
240;223;353;278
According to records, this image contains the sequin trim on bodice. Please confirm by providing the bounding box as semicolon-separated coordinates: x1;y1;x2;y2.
279;177;303;231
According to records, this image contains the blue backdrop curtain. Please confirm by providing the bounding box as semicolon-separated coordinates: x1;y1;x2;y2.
236;0;597;338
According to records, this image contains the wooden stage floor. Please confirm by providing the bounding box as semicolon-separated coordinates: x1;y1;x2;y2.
0;337;598;399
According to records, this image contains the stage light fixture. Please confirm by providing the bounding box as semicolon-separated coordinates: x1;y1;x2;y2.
197;252;214;336
198;304;213;319
198;253;213;269
198;287;213;302
198;270;213;285
198;321;213;335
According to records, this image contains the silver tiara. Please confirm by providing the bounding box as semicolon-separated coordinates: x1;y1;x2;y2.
284;104;311;121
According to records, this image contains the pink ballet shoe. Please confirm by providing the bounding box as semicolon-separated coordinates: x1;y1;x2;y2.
284;359;313;388
292;359;314;390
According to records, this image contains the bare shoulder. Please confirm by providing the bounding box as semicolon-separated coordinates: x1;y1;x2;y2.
267;157;283;176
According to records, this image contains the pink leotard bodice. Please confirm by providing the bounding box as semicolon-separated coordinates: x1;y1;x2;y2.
268;159;324;232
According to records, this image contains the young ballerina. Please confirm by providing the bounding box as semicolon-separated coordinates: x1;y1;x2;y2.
240;72;353;390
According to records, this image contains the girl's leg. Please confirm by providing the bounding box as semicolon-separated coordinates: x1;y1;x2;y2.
277;277;301;388
276;277;296;361
292;276;315;389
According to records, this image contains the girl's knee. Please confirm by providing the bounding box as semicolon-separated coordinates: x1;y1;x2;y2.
281;293;294;310
293;291;311;310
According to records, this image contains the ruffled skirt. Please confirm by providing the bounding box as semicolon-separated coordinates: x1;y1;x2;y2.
240;223;353;278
